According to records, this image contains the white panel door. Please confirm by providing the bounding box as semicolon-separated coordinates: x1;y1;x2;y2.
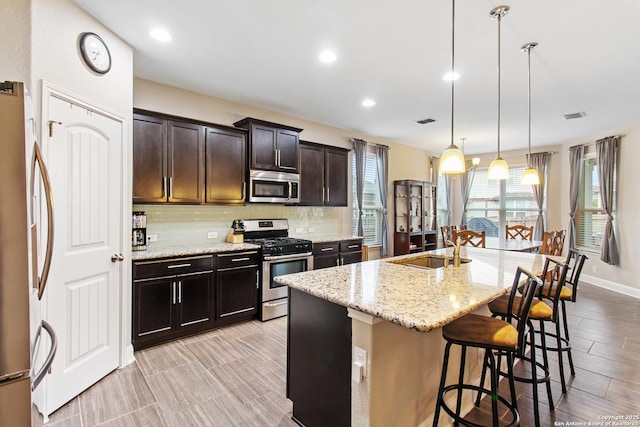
42;94;122;413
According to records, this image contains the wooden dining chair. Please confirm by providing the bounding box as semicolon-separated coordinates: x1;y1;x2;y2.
540;230;566;256
506;224;534;241
453;229;486;248
440;225;455;247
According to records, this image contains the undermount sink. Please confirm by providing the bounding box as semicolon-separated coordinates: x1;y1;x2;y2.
389;254;471;269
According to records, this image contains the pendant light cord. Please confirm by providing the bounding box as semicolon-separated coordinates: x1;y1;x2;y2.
527;46;532;167
497;12;502;158
450;0;455;147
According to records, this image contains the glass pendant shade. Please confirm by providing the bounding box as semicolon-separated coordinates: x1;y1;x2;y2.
440;143;466;173
487;156;509;180
520;166;540;185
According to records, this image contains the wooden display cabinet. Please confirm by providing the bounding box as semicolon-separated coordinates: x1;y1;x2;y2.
393;180;437;256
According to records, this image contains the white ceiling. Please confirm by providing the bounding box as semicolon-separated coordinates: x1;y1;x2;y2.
73;0;640;155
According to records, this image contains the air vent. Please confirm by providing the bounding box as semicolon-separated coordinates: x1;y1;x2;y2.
564;112;586;120
416;118;436;125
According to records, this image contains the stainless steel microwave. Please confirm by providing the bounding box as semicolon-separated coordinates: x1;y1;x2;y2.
248;170;300;203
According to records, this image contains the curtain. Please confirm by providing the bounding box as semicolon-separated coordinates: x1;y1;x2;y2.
596;136;619;265
459;169;471;225
529;152;550;241
352;139;367;237
567;145;584;250
375;145;390;256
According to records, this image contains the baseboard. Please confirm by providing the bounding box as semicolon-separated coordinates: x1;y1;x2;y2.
581;274;640;300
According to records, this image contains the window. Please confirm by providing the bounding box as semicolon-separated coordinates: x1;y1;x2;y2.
575;152;615;250
466;165;543;237
352;148;383;245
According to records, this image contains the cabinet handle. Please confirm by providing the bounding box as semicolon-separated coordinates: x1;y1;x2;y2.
162;176;167;198
256;270;259;289
275;149;280;167
321;247;335;252
326;187;330;202
168;263;191;269
336;257;340;266
322;187;325;202
231;257;250;262
242;181;246;202
347;245;359;249
172;282;176;304
169;177;173;198
178;281;182;304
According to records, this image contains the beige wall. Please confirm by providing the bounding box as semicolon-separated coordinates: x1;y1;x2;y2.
558;122;640;295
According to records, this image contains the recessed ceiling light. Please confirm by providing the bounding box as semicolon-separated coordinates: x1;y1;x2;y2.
319;50;337;63
443;71;460;81
149;28;172;42
361;99;376;107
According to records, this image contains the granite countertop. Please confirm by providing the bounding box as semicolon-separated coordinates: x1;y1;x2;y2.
274;247;546;332
131;242;261;261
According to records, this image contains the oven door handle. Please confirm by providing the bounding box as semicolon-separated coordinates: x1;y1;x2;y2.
263;252;313;261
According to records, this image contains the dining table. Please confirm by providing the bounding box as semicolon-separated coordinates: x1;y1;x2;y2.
484;236;543;252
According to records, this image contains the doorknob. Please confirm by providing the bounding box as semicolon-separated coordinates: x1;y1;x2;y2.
111;254;124;262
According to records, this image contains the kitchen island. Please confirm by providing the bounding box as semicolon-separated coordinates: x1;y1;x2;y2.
274;247;546;427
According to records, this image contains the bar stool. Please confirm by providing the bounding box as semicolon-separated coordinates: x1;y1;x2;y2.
536;249;588;392
483;257;568;427
433;267;542;427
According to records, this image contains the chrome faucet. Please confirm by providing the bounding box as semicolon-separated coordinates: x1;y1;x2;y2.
446;237;462;267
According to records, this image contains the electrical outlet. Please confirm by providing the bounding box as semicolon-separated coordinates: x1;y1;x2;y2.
295;227;303;233
353;346;367;374
308;227;315;233
207;231;218;239
592;265;597;274
147;234;158;242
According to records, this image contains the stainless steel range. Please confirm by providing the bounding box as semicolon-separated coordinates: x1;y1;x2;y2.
242;219;313;321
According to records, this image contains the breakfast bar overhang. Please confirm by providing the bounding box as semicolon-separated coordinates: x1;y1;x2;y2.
275;247;547;427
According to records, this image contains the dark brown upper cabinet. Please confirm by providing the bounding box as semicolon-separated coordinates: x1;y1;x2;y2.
234;117;303;173
133;111;205;204
133;109;247;205
205;126;247;205
299;141;349;206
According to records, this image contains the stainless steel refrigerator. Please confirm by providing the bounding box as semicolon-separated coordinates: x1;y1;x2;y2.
0;81;57;426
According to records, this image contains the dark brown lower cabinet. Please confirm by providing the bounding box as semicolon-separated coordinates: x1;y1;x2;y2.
313;239;363;270
287;288;351;427
215;251;260;325
133;255;214;350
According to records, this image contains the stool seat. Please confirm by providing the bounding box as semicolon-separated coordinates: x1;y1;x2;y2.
443;313;518;349
488;295;553;320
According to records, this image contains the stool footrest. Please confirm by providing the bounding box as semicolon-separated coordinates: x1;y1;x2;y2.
533;330;572;352
440;383;520;427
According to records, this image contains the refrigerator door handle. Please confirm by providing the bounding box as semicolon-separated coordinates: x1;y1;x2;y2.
31;320;57;391
30;142;55;300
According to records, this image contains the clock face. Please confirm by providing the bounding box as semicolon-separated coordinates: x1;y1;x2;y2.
80;32;111;74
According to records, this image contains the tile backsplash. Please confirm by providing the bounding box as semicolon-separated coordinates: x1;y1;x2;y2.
133;204;351;246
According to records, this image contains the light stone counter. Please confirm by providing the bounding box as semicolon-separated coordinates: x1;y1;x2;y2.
275;246;546;332
279;247;547;427
131;242;261;260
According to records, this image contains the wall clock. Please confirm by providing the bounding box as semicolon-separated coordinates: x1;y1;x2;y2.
79;32;112;74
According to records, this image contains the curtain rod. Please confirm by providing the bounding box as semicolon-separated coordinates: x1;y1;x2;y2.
350;138;389;149
569;134;624;149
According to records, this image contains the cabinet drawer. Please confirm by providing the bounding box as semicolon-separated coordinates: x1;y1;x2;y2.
216;251;260;269
313;242;339;256
133;255;213;280
340;240;362;253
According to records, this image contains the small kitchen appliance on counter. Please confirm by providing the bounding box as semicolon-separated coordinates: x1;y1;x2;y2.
241;219;313;320
132;211;147;251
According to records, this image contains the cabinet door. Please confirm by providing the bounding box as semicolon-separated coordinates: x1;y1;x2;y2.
325;148;349;206
176;272;213;329
132;114;167;203
314;254;340;270
216;266;259;319
133;277;174;345
167;121;205;203
276;129;300;172
299;144;324;206
205;127;246;204
250;124;278;171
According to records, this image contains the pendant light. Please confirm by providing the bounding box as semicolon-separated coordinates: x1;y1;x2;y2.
520;42;540;185
487;5;510;180
439;0;465;174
